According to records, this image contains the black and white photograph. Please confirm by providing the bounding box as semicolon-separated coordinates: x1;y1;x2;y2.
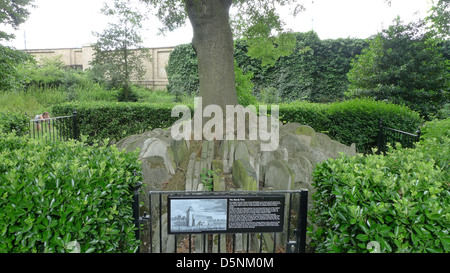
169;198;228;234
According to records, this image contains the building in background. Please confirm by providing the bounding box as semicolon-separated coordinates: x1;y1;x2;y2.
23;44;174;90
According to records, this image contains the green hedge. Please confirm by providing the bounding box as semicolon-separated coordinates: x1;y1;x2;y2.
0;111;29;136
166;32;368;103
0;133;142;253
309;118;449;253
52;99;421;153
279;99;422;153
52;101;186;144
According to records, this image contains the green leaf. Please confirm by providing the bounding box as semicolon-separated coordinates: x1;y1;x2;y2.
356;234;369;242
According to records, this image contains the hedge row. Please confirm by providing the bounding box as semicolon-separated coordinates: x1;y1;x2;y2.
52;101;183;144
166;32;369;103
0;133;142;253
51;99;422;153
309;118;450;253
0;111;29;136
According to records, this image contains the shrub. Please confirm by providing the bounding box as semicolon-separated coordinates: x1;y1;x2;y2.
51;101;187;144
0;111;29;136
309;119;449;253
0;133;142;253
279;99;422;153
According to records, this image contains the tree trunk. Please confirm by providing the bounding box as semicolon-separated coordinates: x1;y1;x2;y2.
186;0;238;110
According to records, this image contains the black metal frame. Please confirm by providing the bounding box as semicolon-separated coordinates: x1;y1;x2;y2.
133;189;308;254
28;110;80;142
377;119;421;154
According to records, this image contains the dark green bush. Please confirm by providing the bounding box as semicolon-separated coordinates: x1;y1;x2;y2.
0;111;29;136
52;99;421;153
51;101;187;144
167;33;368;103
279;99;422;154
309;118;449;253
0;133;142;253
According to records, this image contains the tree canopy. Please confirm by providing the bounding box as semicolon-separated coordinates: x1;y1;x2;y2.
0;0;35;41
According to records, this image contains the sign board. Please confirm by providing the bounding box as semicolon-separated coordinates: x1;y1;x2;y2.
168;195;285;234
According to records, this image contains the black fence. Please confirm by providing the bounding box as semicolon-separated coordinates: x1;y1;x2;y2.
27;110;80;142
132;187;308;254
377;119;421;154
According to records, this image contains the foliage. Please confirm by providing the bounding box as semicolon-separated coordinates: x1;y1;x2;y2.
51;98;421;154
51;101;185;144
427;0;450;39
0;133;141;253
92;0;151;101
165;44;199;98
0;45;34;91
347;17;449;119
309;119;450;253
167;33;368;103
166;43;257;106
0;0;35;41
17;56;94;89
142;0;301;66
279;99;422;154
0;111;29;136
234;60;257;106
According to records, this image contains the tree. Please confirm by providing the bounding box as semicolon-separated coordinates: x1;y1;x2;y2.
92;0;151;101
141;0;302;110
0;0;35;91
347;17;449;119
427;0;450;39
0;0;35;41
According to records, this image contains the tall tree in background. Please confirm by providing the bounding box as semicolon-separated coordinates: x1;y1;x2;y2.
92;0;151;101
347;17;449;119
141;0;302;110
0;0;35;91
427;0;450;39
0;0;35;41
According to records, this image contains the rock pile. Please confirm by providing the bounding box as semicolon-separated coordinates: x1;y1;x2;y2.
116;121;356;252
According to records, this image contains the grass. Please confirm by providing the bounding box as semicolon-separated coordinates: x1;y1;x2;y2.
0;84;183;117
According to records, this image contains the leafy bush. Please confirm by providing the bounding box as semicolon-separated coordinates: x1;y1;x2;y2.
0;133;142;253
279;99;422;153
0;111;29;136
309;118;449;253
0;45;34;92
51;99;421;153
51;101;186;144
347;18;449;119
167;33;368;103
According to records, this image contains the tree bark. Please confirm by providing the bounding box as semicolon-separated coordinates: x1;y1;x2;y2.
185;0;238;110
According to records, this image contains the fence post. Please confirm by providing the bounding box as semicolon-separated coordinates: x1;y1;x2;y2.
72;109;80;140
132;181;143;252
377;119;384;154
297;190;308;253
416;127;422;142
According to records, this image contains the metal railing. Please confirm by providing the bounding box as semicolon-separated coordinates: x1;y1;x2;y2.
133;187;308;254
27;110;79;142
377;119;421;154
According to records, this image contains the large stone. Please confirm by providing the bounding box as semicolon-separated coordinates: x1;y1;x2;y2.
264;159;294;190
232;159;257;191
170;139;189;165
141;138;176;175
141;156;171;190
280;133;309;156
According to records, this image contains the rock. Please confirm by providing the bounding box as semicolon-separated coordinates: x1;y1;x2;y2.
141;156;171;190
141;138;176;175
264;159;294;190
280;133;309;156
232;159;258;191
170;139;189;165
234;141;250;162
